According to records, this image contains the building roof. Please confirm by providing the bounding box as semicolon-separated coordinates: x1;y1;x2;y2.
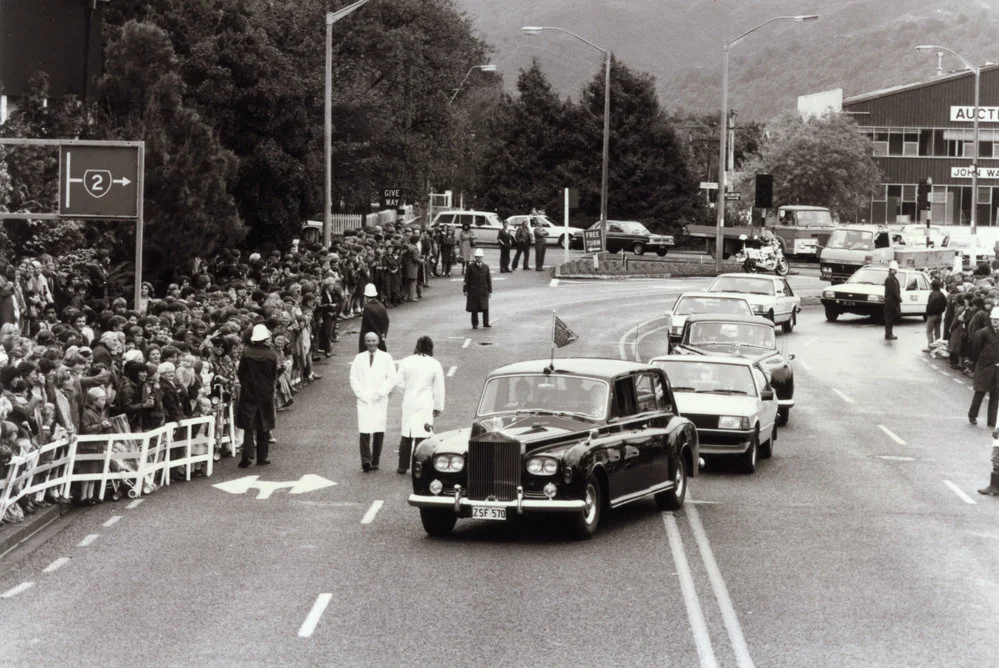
844;64;999;106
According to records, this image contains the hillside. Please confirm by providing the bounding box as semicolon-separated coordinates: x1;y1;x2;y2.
459;0;999;121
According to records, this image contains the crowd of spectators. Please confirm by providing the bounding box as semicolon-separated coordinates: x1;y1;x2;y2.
0;218;456;525
928;262;999;370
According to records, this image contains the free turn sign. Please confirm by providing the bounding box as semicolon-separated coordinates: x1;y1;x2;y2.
59;144;141;218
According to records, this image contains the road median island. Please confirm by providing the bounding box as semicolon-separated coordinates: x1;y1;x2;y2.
556;252;744;279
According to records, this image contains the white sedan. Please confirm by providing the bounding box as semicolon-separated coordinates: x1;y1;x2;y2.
820;265;931;322
505;213;585;249
650;355;778;473
706;274;802;333
665;292;754;344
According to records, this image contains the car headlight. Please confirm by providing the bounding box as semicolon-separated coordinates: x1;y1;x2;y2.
526;457;559;475
752;304;766;314
718;415;750;430
867;294;884;302
823;291;835;298
433;454;465;472
820;266;831;277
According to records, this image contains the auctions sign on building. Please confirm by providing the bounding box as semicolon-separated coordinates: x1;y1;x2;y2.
950;106;999;122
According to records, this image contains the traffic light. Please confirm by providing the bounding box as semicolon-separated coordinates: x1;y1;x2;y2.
754;174;773;209
917;179;929;210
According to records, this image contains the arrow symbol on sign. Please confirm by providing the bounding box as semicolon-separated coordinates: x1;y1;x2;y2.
212;474;337;500
113;176;131;187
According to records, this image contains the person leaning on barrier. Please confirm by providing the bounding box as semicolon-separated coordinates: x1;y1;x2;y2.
236;324;279;468
77;386;113;505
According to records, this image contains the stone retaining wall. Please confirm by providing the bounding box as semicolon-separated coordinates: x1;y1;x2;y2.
556;253;742;278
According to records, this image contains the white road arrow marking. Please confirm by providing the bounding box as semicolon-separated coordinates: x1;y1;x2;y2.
113;176;131;186
213;474;337;500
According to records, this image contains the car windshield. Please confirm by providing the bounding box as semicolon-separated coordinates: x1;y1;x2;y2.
826;229;873;250
593;221;648;235
792;209;833;227
846;267;890;285
709;277;775;296
483;213;502;226
652;360;756;396
477;374;610;420
688;322;775;349
674;296;753;316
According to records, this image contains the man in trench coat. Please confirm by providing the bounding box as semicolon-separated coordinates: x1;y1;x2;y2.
349;331;396;471
463;248;492;329
968;307;999;427
883;260;901;340
237;324;279;468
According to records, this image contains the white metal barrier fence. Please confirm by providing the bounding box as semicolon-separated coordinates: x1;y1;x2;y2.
0;415;217;519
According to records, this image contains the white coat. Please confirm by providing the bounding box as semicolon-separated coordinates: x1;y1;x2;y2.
396;354;446;438
349;349;396;434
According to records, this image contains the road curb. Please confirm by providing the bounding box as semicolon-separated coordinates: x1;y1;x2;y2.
0;503;74;561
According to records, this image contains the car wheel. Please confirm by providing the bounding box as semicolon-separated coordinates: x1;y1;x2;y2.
632;242;646;256
766;309;775;323
776;406;790;426
656;248;668;257
782;312;795;334
570;474;602;540
655;452;687;511
760;424;776;459
419;508;457;537
775;256;790;276
558;235;568;249
742;430;759;473
824;305;840;322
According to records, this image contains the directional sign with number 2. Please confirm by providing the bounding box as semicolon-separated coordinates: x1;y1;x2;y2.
59;144;140;218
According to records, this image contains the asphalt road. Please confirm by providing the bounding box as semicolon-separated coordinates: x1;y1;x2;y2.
1;249;996;667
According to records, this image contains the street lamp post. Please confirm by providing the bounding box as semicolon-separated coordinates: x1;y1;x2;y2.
523;26;611;251
714;15;819;272
916;45;981;235
448;64;497;105
324;0;373;249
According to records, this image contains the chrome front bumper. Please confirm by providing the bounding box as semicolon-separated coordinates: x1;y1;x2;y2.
696;429;754;456
408;485;585;515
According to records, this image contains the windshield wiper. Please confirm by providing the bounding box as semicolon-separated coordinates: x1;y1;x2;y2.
670;386;697;391
699;389;750;395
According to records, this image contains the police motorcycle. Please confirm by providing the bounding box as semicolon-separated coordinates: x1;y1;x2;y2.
735;232;789;276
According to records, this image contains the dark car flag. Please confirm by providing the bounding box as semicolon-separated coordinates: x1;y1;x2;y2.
553;314;578;348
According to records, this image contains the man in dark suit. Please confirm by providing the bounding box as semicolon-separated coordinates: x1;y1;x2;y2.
464;248;492;329
358;283;389;352
883;261;901;340
237;324;279;468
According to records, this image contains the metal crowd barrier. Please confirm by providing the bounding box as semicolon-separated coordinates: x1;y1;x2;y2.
0;414;217;520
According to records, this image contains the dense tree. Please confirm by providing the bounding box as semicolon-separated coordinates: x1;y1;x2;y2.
733;113;882;222
96;20;243;280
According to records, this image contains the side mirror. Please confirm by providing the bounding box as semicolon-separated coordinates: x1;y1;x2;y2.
761;389;775;401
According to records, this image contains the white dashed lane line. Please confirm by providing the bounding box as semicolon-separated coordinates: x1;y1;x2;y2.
360;500;384;525
77;534;99;547
462;338;471;349
103;516;122;528
833;389;856;404
943;480;977;505
447;366;457;378
126;499;143;509
1;582;34;599
549;278;559;287
298;593;333;638
878;425;907;445
43;558;70;574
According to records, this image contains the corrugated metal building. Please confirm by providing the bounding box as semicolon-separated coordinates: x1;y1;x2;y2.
843;64;999;226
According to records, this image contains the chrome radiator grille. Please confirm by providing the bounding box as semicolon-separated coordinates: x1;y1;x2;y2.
467;440;520;501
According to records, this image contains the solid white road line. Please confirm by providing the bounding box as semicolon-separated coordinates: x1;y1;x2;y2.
833;388;856;404
687;504;755;668
77;534;99;547
360;500;384;525
549;278;559;287
618;316;669;362
1;582;33;599
801;337;817;348
103;516;122;528
952;377;965;385
878;425;907;445
126;499;143;509
462;338;471;349
447;366;457;378
43;557;70;574
663;513;718;668
298;593;333;638
943;480;977;505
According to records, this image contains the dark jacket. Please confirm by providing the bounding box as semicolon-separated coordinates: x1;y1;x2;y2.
971;324;999;392
160;377;189;424
235;343;279;432
884;273;901;321
497;229;514;249
926;290;947;317
969;308;991;339
358;299;389;352
464;261;492;312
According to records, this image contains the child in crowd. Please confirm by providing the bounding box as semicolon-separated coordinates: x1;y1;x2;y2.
76;387;113;505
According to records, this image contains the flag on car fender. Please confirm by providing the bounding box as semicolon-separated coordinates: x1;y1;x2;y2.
553;315;578;348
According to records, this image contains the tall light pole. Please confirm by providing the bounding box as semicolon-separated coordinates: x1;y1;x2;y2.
448;64;497;105
324;0;373;249
714;15;819;271
916;45;981;234
523;26;611;251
